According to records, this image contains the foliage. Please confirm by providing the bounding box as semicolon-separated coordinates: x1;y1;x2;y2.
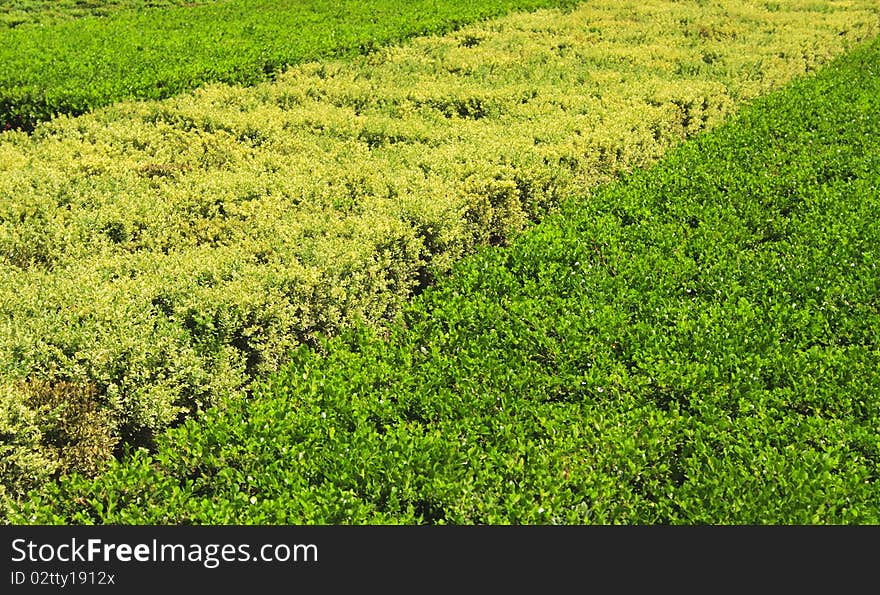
8;31;880;524
2;0;878;501
0;0;581;131
0;0;219;29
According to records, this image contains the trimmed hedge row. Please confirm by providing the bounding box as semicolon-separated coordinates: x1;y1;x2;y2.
2;0;878;502
9;32;880;524
0;0;217;29
0;0;580;131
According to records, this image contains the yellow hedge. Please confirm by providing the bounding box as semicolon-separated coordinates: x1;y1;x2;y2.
1;0;878;499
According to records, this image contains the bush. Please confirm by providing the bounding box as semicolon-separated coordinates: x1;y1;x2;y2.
2;0;878;500
10;32;880;525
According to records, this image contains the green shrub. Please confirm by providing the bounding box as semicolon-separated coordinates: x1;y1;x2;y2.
0;0;581;131
1;1;223;29
2;0;878;502
10;32;880;525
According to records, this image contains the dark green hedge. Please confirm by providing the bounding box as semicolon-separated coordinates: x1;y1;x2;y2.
0;0;578;131
9;34;879;525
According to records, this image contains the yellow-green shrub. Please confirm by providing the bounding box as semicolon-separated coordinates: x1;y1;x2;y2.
1;0;878;499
